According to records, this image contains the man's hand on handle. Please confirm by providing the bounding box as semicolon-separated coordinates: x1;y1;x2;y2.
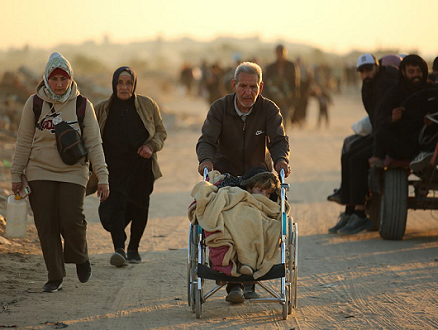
275;159;291;178
198;160;213;176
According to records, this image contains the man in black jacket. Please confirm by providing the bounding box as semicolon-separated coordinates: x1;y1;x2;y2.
197;61;290;178
196;61;290;304
370;54;438;164
328;54;398;235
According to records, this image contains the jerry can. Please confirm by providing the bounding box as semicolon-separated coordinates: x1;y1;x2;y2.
6;195;27;238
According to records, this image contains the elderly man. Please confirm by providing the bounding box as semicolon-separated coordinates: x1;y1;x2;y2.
196;61;290;304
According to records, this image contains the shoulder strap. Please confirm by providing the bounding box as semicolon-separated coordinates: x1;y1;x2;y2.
32;95;44;128
75;95;87;133
33;94;87;131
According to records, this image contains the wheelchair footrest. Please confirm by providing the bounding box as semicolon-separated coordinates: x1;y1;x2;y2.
197;263;285;282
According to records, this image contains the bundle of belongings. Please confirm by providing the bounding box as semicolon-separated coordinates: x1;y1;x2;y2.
188;169;289;279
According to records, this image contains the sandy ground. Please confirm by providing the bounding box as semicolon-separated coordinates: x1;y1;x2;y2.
1;91;438;329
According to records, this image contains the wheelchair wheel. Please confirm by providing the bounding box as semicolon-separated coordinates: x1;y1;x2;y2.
282;285;290;320
289;220;298;310
187;264;191;306
188;224;199;311
195;286;203;319
187;225;193;307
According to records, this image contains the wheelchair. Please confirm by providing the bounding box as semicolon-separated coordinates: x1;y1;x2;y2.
187;168;298;319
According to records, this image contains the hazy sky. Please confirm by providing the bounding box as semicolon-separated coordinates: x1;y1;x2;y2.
2;0;437;56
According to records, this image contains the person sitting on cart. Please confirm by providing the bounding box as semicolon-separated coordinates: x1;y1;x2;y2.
327;54;398;235
370;55;438;166
196;61;290;303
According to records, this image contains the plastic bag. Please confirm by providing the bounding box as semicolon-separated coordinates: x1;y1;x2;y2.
351;115;372;136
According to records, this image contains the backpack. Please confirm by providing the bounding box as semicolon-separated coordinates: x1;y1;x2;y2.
33;95;88;165
33;94;86;132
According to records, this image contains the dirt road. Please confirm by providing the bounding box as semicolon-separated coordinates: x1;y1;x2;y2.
1;92;438;329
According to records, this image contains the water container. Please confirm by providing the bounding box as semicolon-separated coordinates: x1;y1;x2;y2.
6;195;27;238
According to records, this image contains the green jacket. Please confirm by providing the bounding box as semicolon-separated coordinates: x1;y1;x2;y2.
94;94;167;180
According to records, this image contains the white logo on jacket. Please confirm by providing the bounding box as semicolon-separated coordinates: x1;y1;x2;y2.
255;130;264;136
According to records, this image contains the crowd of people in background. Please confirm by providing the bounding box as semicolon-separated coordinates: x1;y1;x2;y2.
179;46;340;129
178;45;411;130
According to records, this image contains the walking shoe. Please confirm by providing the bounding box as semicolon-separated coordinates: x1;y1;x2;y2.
244;284;259;299
110;248;128;267
328;212;351;234
76;260;92;283
410;152;434;173
239;264;253;276
127;250;142;264
337;214;374;235
225;285;245;304
327;188;343;205
43;279;63;293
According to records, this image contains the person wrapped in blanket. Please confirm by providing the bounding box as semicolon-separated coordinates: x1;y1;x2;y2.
188;167;288;303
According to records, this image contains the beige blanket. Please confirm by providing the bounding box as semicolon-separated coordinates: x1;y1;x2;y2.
188;171;284;279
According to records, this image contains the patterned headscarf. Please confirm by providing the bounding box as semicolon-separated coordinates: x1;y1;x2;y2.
43;52;74;102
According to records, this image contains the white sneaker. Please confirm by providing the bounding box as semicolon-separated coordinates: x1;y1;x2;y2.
410;152;434;172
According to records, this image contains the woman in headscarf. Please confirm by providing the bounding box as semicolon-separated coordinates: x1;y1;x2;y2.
94;66;167;267
10;52;109;292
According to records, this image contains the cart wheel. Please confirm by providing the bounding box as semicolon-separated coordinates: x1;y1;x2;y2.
282;285;290;320
380;169;408;240
195;287;202;319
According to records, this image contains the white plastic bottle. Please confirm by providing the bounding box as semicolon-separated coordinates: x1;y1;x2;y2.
6;195;27;238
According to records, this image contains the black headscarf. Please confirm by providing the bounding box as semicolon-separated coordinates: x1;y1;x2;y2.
104;66;153;209
111;66;137;97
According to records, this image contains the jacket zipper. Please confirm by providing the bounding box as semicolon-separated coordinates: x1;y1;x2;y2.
242;121;246;174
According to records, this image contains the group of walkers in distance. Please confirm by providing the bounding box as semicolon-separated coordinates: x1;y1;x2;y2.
8;46;438;302
327;53;438;235
180;45;335;129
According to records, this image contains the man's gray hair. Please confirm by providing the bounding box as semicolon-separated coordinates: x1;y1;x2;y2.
234;61;263;84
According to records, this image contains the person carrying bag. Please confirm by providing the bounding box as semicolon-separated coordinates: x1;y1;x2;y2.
10;52;110;293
